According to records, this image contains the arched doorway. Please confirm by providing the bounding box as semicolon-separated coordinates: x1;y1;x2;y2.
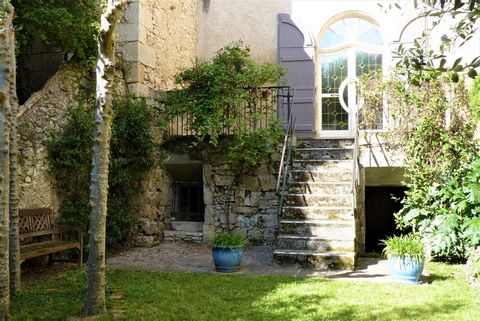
316;13;384;137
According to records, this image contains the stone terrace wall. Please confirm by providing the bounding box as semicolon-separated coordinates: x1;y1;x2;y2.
202;152;280;245
118;0;199;96
17;64;90;210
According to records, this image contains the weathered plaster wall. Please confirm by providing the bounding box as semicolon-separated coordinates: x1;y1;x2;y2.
118;0;199;96
17;64;90;210
197;0;291;63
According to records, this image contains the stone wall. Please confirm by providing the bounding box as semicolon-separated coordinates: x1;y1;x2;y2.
17;64;90;210
118;0;199;96
202;152;280;245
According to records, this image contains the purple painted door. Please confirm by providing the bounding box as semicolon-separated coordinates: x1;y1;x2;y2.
278;13;315;137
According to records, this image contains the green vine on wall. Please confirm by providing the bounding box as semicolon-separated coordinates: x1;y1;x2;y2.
161;42;284;232
162;41;284;168
45;97;156;248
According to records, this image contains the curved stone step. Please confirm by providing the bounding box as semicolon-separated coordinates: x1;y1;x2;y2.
296;139;354;149
285;193;353;207
282;206;353;220
277;235;355;252
279;219;355;237
290;169;352;182
288;181;352;194
273;249;355;270
292;159;353;170
295;147;353;160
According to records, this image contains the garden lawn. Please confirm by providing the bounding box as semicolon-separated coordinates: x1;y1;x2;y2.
12;262;480;321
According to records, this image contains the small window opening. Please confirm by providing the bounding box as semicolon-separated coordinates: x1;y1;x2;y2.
172;181;204;222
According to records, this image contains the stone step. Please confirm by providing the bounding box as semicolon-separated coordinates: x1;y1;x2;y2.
279;219;355;237
273;249;355;270
288;182;352;194
282;206;354;220
277;235;355;252
296;139;354;149
292;159;353;170
290;169;352;182
285;193;353;207
295;147;353;160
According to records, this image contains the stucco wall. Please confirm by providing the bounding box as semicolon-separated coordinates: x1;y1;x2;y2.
197;0;291;63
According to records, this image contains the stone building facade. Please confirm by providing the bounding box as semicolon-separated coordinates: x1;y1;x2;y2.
17;1;480;264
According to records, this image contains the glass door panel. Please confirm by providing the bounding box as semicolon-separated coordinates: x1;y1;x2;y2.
321;53;349;131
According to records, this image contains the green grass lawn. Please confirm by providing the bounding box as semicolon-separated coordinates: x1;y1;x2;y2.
12;262;480;321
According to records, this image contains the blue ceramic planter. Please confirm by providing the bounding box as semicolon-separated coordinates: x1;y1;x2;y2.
212;247;244;272
389;255;425;284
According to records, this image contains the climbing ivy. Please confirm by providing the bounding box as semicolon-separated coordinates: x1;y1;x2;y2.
162;41;284;167
45;97;156;248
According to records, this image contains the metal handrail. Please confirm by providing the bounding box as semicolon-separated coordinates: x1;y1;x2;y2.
352;93;361;212
167;86;292;137
276;88;295;193
275;89;296;231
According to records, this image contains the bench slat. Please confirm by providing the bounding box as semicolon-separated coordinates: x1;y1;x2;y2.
19;229;55;239
20;240;81;261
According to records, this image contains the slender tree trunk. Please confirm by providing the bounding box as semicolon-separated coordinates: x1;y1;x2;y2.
85;0;123;316
0;1;13;319
8;5;19;294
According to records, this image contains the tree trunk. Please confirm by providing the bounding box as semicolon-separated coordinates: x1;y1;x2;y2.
84;0;123;316
0;1;13;319
8;4;19;294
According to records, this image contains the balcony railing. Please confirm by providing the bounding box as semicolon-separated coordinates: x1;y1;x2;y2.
166;86;294;136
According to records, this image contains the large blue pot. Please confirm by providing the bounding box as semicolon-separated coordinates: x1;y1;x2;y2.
389;255;425;284
212;247;244;272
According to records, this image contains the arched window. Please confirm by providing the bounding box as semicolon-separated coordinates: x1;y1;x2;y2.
318;15;383;135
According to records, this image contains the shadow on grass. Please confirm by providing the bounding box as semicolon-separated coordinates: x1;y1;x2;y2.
11;267;478;321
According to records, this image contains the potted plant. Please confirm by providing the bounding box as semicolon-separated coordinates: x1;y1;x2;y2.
382;233;425;284
211;232;245;273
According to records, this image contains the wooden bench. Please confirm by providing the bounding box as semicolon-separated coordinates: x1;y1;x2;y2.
20;208;83;266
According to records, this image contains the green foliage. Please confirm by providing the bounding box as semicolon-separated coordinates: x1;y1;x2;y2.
45;97;156;248
211;232;245;249
389;1;480;84
361;72;480;261
12;0;99;63
382;234;425;262
163;41;284;165
469;76;480;121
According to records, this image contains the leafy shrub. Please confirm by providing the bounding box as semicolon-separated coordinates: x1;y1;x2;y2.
45;97;155;248
163;41;284;153
361;73;480;261
382;234;425;262
211;232;245;249
13;0;99;63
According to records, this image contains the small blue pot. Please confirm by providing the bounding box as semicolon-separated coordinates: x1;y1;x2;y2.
389;255;425;284
212;247;244;272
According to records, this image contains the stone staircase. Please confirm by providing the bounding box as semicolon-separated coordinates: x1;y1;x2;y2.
273;138;356;270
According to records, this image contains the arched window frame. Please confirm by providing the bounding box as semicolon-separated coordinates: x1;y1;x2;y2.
314;12;386;137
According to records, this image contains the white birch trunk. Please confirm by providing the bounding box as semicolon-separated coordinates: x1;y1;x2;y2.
0;1;13;319
85;0;124;315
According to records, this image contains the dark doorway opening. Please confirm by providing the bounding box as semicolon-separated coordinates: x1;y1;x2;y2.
365;186;407;253
172;181;205;222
